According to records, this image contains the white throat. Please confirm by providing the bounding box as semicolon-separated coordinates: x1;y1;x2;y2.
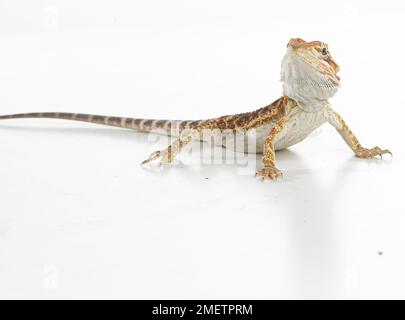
280;51;339;111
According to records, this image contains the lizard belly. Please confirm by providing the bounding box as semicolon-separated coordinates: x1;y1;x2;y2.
218;107;326;153
273;108;327;151
217;122;275;154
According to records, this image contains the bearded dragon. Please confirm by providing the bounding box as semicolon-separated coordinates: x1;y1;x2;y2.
0;38;391;180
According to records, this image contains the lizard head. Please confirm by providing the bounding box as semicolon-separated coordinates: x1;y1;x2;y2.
281;38;340;104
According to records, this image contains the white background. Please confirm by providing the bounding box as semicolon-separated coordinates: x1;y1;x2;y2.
0;0;404;299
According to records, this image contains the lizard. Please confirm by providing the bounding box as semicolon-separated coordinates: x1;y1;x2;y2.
0;38;391;180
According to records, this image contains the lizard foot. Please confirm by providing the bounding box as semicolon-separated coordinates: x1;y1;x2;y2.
255;167;283;181
355;146;392;159
141;149;172;166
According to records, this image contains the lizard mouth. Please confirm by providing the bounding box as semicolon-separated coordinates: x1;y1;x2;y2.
302;55;340;86
283;52;340;86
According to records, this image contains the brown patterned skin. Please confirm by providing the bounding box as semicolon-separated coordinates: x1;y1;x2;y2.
0;38;391;180
196;96;286;131
140;96;288;168
0;112;193;134
0;98;286;134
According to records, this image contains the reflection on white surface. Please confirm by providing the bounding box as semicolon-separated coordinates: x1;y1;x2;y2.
0;0;404;299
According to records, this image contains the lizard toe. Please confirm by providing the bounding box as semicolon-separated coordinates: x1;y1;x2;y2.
255;167;283;181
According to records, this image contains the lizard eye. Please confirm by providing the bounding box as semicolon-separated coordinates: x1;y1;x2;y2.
321;48;328;55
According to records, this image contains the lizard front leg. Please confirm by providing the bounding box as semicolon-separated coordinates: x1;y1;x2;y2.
255;117;287;181
141;129;196;166
325;106;391;158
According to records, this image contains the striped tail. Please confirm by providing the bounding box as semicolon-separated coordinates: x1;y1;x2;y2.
0;112;201;135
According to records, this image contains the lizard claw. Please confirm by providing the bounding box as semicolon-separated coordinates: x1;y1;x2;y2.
141;149;171;166
255;167;283;181
141;150;161;165
355;146;392;159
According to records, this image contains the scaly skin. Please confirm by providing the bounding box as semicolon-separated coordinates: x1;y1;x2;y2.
255;117;287;181
325;105;392;159
0;38;391;180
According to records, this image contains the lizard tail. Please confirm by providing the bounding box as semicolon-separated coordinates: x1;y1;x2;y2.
0;112;201;135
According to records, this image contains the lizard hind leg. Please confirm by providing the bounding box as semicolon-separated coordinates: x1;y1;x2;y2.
140;130;195;166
